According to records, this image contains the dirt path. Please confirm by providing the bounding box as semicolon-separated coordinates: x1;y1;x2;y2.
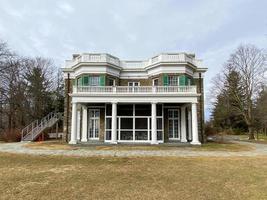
0;140;267;157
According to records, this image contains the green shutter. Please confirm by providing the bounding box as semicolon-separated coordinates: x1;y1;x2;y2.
100;75;106;86
83;76;89;86
163;74;168;86
179;75;186;86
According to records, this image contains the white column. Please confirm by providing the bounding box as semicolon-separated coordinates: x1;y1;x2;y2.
181;106;187;143
81;105;88;142
190;103;201;145
151;102;158;144
188;110;192;141
69;102;77;144
111;102;117;144
77;110;81;141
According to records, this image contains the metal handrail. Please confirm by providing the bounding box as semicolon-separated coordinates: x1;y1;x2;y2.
21;112;61;141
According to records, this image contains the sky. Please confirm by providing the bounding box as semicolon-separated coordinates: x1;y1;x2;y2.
0;0;267;119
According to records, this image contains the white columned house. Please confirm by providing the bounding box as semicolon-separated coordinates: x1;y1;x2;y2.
62;53;207;145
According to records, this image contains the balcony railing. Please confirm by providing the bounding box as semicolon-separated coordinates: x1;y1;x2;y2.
72;86;197;94
65;53;203;68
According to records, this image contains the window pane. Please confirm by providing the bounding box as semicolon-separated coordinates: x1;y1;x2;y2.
118;104;133;116
120;118;133;129
156;104;162;116
106;118;111;129
135;118;148;129
105;131;111;140
106;104;112;116
135;131;148;140
157;131;163;140
120;131;133;140
135;104;151;116
157;118;162;129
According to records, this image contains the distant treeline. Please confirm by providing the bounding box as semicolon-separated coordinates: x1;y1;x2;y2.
208;44;267;139
0;40;64;135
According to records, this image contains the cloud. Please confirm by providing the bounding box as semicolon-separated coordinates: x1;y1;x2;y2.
0;0;267;119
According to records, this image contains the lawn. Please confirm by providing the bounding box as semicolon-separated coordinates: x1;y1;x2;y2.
0;153;267;200
238;134;267;144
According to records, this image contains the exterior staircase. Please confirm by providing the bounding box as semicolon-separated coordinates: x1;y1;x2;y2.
21;112;62;142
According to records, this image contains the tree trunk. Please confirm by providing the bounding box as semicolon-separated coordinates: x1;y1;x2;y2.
248;126;255;140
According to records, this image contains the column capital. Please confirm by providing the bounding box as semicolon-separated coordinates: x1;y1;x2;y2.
151;101;157;104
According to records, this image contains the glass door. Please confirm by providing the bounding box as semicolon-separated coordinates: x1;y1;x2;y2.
128;82;139;92
88;109;100;140
168;109;180;140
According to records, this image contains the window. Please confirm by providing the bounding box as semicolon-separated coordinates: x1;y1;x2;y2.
168;76;179;86
88;109;100;139
128;82;140;86
153;79;159;86
108;78;115;86
89;76;100;86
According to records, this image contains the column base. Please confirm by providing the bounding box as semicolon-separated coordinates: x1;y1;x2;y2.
181;139;188;143
151;141;159;145
190;141;201;145
81;139;88;142
69;140;77;144
110;141;118;144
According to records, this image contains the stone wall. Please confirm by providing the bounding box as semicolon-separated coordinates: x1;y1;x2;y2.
193;77;205;143
63;78;74;142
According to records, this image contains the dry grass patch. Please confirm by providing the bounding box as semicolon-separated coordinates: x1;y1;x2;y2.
24;140;77;150
190;142;254;152
0;153;267;200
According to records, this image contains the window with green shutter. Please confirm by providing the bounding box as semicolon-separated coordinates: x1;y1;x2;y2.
100;75;106;86
179;75;186;86
163;74;168;86
83;76;89;86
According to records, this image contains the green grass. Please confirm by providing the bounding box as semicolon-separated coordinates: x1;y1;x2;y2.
0;153;267;200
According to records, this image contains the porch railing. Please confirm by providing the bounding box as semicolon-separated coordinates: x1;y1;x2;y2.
73;86;197;94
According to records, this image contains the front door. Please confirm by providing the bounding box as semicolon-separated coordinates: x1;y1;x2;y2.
168;109;180;140
88;109;100;140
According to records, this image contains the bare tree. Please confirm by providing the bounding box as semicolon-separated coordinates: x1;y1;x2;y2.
226;44;267;139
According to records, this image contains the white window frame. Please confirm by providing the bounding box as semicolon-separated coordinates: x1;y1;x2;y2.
89;76;100;86
88;109;100;140
168;76;179;86
104;104;164;143
168;109;180;140
128;82;140;86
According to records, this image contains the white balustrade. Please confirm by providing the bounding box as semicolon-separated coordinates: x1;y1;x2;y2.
73;86;197;94
65;53;203;68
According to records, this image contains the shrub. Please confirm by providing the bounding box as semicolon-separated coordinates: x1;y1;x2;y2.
1;129;21;142
205;123;217;136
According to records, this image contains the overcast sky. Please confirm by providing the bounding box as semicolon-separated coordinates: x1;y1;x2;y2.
0;0;267;119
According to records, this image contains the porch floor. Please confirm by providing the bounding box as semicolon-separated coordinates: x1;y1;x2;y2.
75;141;192;147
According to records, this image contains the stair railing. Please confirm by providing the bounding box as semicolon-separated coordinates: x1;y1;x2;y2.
21;112;61;141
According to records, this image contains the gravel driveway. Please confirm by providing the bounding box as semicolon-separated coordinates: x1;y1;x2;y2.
0;140;267;157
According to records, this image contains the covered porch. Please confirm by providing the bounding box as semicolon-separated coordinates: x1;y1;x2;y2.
69;102;200;145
